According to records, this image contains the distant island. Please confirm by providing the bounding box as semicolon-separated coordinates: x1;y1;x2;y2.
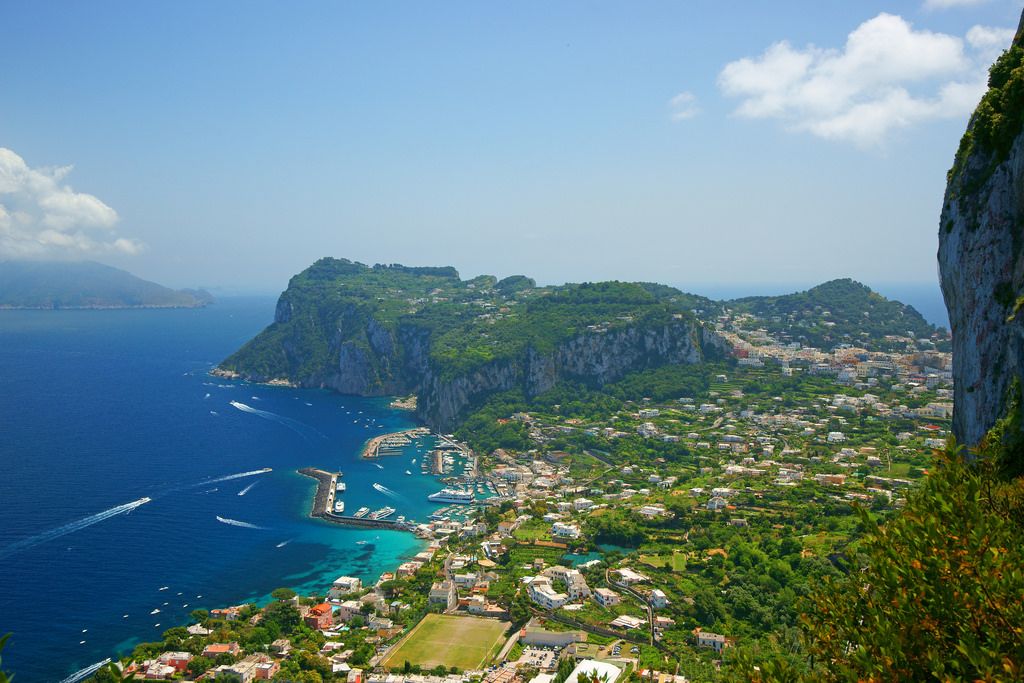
0;260;213;310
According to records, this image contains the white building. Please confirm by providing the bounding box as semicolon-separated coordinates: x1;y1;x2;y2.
551;522;581;539
527;576;569;610
594;588;620;608
331;576;362;595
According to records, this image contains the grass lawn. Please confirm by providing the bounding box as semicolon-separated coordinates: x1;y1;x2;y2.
382;614;510;671
670;551;687;572
639;554;669;569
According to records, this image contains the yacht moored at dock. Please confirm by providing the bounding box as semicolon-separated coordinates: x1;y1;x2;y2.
368;506;396;520
427;488;475;504
353;506;370;518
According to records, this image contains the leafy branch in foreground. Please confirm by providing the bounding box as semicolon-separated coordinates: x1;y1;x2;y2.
731;439;1024;682
0;633;12;683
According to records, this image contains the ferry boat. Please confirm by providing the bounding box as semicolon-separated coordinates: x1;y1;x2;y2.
353;507;370;518
369;506;396;520
333;500;345;514
427;488;475;504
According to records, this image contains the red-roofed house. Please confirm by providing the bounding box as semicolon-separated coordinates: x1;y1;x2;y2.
304;602;334;630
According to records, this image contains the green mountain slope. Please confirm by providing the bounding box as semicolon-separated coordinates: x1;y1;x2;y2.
726;278;943;351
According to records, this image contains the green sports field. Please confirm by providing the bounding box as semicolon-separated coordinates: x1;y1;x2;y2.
382;614;510;670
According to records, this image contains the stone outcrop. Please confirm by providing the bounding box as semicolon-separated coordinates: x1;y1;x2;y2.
938;12;1024;445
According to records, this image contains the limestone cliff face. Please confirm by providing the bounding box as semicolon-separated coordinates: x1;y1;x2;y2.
291;313;713;431
938;14;1024;445
416;321;712;431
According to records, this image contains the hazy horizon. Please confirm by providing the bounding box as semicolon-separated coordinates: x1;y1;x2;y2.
3;1;1010;309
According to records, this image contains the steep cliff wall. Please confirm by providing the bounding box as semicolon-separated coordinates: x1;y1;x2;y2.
938;14;1024;445
416;320;711;431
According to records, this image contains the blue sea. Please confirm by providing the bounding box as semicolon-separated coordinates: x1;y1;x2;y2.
0;298;444;682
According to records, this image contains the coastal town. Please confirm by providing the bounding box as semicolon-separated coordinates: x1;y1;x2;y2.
86;299;954;683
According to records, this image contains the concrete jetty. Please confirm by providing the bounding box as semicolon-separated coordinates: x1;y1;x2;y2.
297;468;404;531
361;427;431;459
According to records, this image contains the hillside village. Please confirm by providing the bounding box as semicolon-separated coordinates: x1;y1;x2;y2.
89;298;954;683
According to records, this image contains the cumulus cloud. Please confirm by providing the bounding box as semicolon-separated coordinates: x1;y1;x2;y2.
717;13;1014;146
668;91;700;121
0;147;141;257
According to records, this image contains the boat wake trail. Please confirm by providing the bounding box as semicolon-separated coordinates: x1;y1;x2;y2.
202;468;271;485
216;515;264;530
372;482;401;499
238;481;260;496
229;401;326;441
59;658;112;683
0;498;152;560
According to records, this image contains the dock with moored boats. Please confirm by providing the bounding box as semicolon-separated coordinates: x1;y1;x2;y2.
298;467;415;531
361;427;432;459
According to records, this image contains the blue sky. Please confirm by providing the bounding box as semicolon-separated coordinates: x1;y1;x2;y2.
1;1;1021;294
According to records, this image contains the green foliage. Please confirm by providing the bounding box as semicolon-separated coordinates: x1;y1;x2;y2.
736;441;1024;682
271;587;297;601
949;43;1024;191
0;634;11;683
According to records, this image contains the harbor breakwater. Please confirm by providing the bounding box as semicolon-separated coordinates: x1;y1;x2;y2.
298;468;402;530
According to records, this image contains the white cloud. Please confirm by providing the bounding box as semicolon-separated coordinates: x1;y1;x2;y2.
966;24;1017;61
923;0;990;10
717;13;1013;147
0;147;142;257
668;91;700;121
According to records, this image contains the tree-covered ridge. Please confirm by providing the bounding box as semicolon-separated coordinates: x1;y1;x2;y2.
726;278;943;351
218;258;706;385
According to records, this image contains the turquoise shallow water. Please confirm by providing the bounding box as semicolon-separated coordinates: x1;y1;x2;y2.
0;297;445;682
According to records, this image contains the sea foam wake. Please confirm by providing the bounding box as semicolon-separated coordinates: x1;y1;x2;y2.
59;658;112;683
229;401;326;441
0;498;151;559
238;480;259;496
216;515;264;530
201;468;271;485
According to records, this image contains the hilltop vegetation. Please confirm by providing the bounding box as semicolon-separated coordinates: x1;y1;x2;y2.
0;260;212;309
218;258;717;428
726;279;945;352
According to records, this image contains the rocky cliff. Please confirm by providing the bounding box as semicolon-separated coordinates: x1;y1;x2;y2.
938;13;1024;445
217;258;723;431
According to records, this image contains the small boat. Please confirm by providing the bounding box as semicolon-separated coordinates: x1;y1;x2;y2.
373;483;388;493
356;540;367;545
374;463;384;470
333;500;345;514
405;470;412;475
150;608;160;615
158;586;169;591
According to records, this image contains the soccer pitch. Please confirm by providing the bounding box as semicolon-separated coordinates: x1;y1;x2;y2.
382;614;510;671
